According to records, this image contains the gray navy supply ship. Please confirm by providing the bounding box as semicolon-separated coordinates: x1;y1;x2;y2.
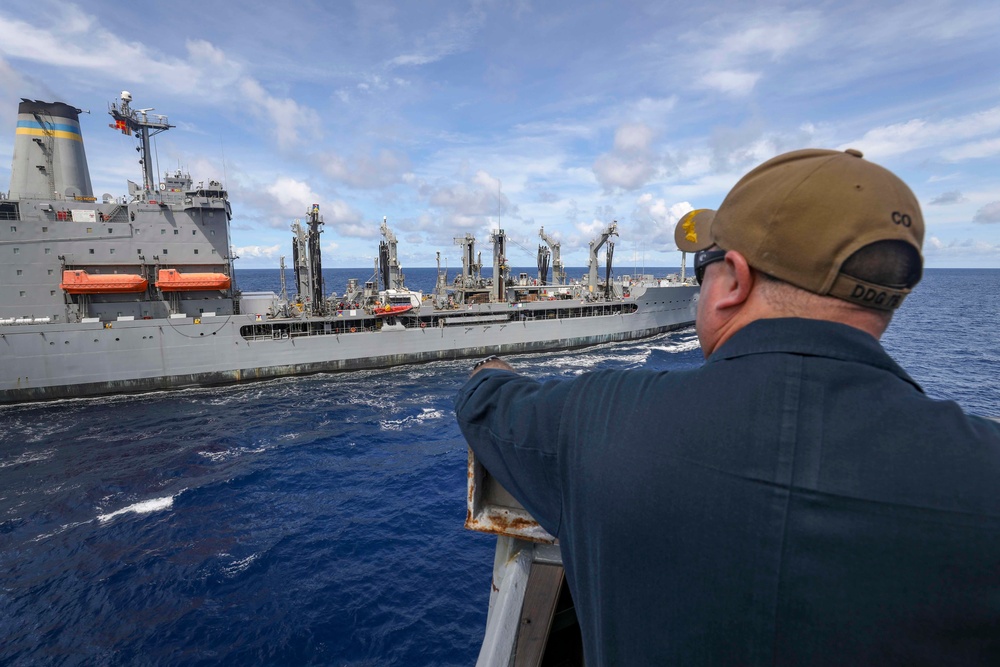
0;92;698;404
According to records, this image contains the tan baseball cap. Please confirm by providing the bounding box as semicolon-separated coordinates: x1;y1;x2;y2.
673;148;924;310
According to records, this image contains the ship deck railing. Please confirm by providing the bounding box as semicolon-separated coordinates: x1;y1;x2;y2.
238;302;640;342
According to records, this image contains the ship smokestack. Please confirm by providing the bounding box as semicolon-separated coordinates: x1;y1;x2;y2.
9;99;93;200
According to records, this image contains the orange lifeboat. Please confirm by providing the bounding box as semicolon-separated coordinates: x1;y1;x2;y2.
156;269;231;292
60;270;148;294
375;304;414;317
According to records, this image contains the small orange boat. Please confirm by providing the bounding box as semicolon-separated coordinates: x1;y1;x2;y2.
60;270;148;294
156;269;231;292
375;304;414;317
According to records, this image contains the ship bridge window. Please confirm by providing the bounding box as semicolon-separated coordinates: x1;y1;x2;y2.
0;202;19;221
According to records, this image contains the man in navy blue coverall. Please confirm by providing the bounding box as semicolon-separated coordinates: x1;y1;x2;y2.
455;149;1000;666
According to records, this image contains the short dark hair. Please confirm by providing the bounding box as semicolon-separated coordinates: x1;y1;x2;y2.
840;240;922;289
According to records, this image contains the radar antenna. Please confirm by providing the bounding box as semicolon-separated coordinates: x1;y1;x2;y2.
108;92;174;194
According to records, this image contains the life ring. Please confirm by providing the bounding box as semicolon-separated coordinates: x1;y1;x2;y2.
420;322;426;328
350;327;357;333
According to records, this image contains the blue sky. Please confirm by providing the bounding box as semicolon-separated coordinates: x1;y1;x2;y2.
1;0;999;269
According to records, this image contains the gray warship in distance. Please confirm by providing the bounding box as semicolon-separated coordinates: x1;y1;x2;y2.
0;92;699;404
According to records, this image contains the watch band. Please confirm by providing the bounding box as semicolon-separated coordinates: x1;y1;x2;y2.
472;354;501;371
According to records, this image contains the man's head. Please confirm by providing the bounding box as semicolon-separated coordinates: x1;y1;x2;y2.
675;149;925;355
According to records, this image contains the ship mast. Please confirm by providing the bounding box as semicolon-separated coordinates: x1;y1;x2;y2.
490;229;509;302
539;226;565;285
379;217;405;290
537;243;550;286
291;205;325;315
453;234;482;288
587;221;618;296
108;91;173;193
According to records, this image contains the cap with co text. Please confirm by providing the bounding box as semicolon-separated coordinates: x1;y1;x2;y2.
674;148;924;311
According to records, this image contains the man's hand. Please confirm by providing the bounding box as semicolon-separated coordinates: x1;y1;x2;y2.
470;355;515;377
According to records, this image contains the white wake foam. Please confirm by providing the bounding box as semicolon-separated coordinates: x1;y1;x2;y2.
379;407;445;431
97;493;179;523
0;448;55;469
650;337;702;354
220;553;260;577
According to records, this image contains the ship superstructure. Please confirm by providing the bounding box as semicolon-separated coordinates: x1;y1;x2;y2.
2;93;234;327
1;92;699;404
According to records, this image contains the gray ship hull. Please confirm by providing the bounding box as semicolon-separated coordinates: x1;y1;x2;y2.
2;284;697;403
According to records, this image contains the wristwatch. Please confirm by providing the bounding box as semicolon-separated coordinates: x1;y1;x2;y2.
472;354;501;371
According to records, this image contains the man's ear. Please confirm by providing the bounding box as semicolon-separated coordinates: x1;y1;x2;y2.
713;250;754;310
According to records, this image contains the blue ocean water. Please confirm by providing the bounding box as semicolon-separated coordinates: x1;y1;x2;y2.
1;268;997;665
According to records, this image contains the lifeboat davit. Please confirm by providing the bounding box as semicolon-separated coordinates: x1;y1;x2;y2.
60;270;148;294
156;269;232;292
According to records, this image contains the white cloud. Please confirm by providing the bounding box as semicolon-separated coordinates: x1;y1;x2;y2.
233;244;281;259
323;200;372;238
0;5;142;71
843;106;1000;160
973;201;1000;224
414;169;514;237
593;154;657;192
575;218;608;238
384;2;488;70
628;96;679;124
716;20;812;61
685;11;819;97
0;6;318;152
593;122;659;192
631;194;694;247
942;137;1000;161
634;194;693;225
929;191;965;205
700;69;761;96
266;177;322;214
613;123;654;153
925;236;1000;256
239;78;319;151
319;148;410;189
